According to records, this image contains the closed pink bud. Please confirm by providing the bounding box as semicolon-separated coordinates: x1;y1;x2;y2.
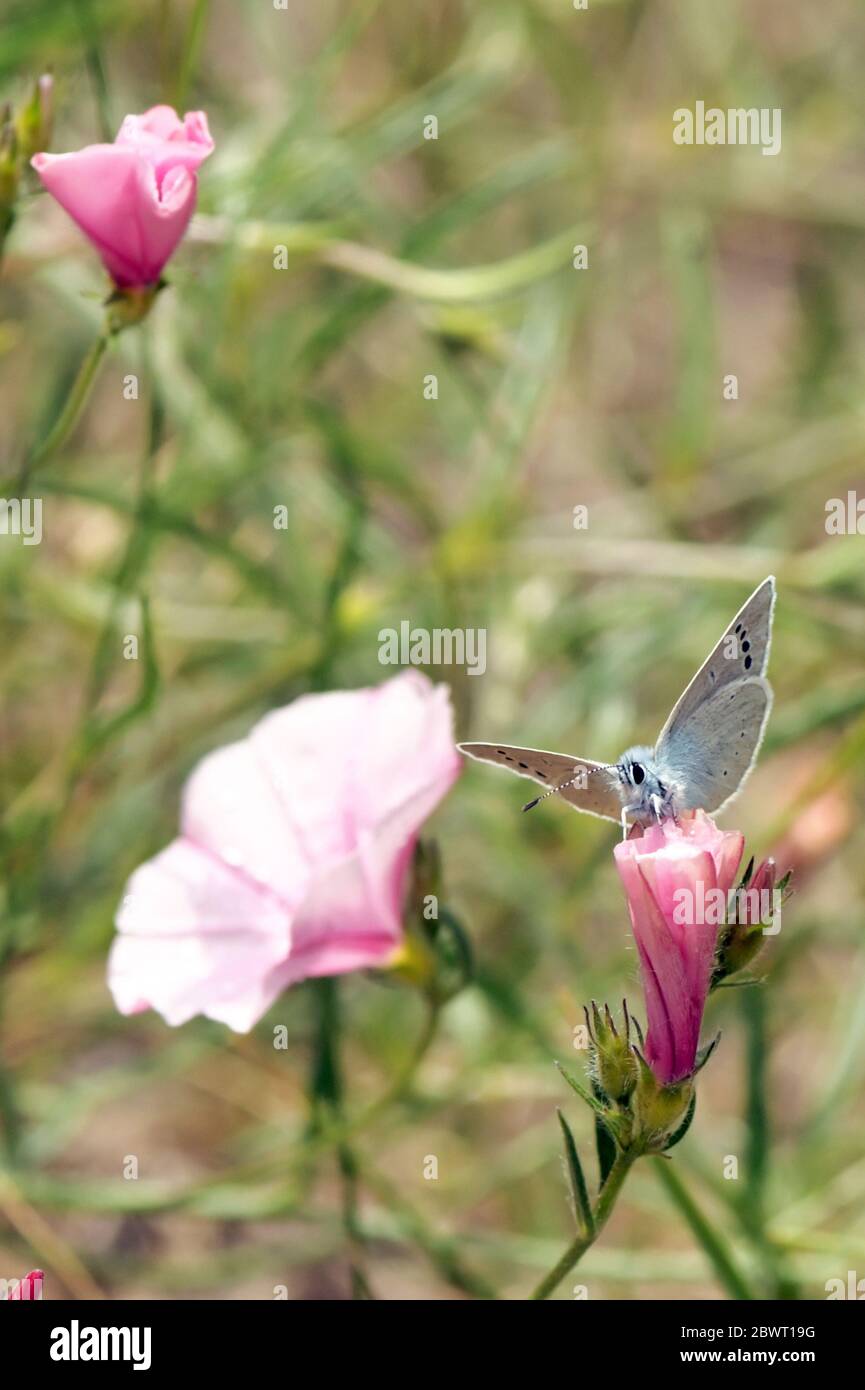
32;105;213;289
614;812;744;1085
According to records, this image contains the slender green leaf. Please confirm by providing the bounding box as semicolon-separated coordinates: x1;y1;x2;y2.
557;1108;594;1236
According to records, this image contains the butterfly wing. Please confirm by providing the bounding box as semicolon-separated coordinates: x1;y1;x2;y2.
458;743;622;821
655;677;772;813
655;575;775;752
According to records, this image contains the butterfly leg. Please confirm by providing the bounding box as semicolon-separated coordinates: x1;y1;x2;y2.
621;804;641;840
651;793;665;824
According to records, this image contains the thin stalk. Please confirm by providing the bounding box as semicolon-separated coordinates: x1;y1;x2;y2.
0;934;22;1164
530;1146;638;1300
352;1000;440;1131
309;979;373;1298
25;333;109;477
175;0;212;110
738;988;800;1297
190;214;585;305
73;0;113;139
361;1161;498;1301
653;1156;755;1300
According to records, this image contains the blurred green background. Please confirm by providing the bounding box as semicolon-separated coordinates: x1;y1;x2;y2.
1;0;865;1300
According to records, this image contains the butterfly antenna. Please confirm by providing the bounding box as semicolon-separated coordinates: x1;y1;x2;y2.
522;783;566;813
522;764;615;813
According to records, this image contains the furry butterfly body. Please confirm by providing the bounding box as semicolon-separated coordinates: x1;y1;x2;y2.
459;577;775;834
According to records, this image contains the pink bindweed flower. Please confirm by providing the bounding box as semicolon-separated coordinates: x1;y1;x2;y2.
31;105;213;289
108;672;460;1032
614;811;744;1085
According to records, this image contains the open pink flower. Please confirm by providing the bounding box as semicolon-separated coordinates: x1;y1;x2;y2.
614;812;744;1085
108;673;460;1032
32;105;213;288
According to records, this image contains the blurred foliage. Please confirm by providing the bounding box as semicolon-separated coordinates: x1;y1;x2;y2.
0;0;864;1299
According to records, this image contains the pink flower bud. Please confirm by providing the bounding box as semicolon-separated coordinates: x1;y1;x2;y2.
32;105;213;289
614;811;744;1085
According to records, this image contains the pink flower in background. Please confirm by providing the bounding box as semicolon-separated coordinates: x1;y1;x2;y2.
32;105;213;288
108;673;460;1032
614;812;744;1085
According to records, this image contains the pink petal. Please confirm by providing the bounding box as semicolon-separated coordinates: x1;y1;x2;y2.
638;844;720;1000
248;671;460;866
109;839;290;1029
263;846;404;996
616;853;693;1082
713;831;745;894
109;674;458;1031
32;145;196;287
115;106;214;181
180;738;314;907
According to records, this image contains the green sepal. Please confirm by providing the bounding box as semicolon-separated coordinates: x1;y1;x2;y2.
661;1089;697;1152
428;906;473;1001
693;1032;721;1074
592;1078;617;1184
555;1061;608;1118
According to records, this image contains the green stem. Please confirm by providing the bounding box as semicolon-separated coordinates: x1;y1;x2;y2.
738;988;800;1297
742;987;769;1229
0;208;15;274
361;1160;498;1301
530;1146;638;1300
175;0;212;110
309;978;373;1298
290;996;442;1172
653;1156;755;1300
191;214;585;305
352;1000;440;1131
26;333;109;476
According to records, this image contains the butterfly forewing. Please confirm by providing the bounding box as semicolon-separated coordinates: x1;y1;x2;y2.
655;576;775;755
457;743;621;821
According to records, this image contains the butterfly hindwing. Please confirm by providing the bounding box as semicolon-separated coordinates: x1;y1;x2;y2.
457;743;622;821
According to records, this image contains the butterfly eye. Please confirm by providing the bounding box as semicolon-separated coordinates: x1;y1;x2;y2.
631;763;645;785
